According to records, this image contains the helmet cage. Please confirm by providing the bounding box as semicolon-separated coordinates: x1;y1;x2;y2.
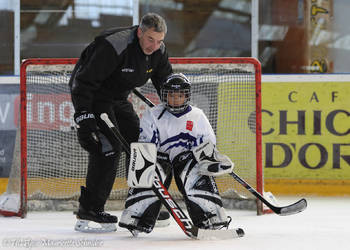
160;73;191;114
161;88;191;114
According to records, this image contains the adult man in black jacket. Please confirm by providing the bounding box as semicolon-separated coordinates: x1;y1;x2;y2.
69;13;172;232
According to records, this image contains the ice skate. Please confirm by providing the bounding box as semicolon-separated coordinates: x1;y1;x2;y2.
155;210;171;228
74;206;118;233
118;209;153;236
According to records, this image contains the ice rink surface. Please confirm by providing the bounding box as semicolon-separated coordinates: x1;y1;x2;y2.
0;196;349;250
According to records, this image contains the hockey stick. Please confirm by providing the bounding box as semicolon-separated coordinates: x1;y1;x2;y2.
133;89;155;108
100;113;244;240
131;89;307;216
229;173;306;215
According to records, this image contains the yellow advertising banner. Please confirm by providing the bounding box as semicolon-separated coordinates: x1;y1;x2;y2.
263;80;350;195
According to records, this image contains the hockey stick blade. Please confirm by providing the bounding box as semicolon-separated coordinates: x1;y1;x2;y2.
196;227;244;240
100;113;243;239
229;172;307;216
278;198;307;216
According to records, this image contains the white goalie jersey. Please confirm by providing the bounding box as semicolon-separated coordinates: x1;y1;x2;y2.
139;104;216;162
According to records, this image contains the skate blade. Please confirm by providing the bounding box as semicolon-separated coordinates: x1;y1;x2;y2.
128;229;140;237
75;219;117;233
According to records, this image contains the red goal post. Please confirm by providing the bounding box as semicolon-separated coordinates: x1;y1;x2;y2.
0;57;265;218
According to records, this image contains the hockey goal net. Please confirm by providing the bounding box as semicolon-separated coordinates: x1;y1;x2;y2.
0;57;264;217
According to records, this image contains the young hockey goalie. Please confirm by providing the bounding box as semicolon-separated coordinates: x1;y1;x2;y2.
119;73;234;235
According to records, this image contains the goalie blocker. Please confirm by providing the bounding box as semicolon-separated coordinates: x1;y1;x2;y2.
128;143;157;188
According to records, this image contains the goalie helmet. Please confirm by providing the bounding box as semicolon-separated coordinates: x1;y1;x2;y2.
161;73;191;114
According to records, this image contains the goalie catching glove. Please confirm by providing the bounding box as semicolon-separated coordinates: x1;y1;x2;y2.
192;140;234;177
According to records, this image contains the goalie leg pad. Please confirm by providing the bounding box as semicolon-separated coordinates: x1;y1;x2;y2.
174;158;230;229
119;167;172;234
119;189;161;234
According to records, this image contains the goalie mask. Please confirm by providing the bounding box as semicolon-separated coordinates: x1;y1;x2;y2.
161;73;191;114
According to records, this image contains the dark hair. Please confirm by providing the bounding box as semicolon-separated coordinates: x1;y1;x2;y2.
140;13;167;34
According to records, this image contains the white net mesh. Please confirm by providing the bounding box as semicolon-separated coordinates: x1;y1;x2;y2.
0;58;261;215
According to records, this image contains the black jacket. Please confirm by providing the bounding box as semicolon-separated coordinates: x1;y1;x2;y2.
70;26;173;112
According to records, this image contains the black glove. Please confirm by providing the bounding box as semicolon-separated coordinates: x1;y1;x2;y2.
74;111;100;153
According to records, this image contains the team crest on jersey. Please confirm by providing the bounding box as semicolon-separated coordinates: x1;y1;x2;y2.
186;121;193;131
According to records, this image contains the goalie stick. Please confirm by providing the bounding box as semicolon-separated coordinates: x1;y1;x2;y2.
132;88;307;216
229;172;306;216
100;113;244;240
